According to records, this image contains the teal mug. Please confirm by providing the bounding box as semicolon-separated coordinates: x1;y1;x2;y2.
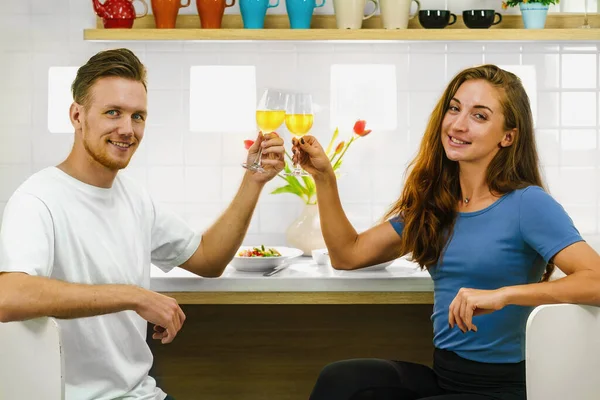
240;0;280;29
286;0;326;29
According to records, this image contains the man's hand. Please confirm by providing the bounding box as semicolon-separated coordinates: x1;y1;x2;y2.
246;132;285;184
133;288;186;344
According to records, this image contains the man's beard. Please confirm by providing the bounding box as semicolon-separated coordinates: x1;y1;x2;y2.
82;125;132;171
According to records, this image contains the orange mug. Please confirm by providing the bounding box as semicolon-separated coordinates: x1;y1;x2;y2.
197;0;236;28
151;0;191;28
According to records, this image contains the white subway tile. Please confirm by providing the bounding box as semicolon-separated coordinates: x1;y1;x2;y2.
561;129;597;167
189;66;256;133
255;52;298;93
222;132;255;166
522;53;559;90
563;204;597;235
562;54;597;89
0;165;32;201
0;202;6;226
484;53;521;66
183;202;225;233
537;92;559;128
330;64;397;132
340;202;374;233
183;133;222;166
31;15;70;53
184;166;221;202
128;139;149;169
371;168;404;205
47;68;79;133
0;135;32;164
244;233;285;247
31;0;70;15
409;43;446;54
447;53;484;81
446;43;485;54
536;129;560;168
221;166;245;202
0;53;32;90
0;90;32;126
554;168;597;204
337;169;372;202
145;53;184;90
2;0;30;14
258;201;303;233
148;166;185;203
0;15;31;51
145;127;184;166
484;43;522;53
561;92;597;127
32;133;73;165
409;53;446;92
147;90;184;127
409;91;440;129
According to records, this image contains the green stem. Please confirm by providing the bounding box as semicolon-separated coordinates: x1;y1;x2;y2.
332;136;356;171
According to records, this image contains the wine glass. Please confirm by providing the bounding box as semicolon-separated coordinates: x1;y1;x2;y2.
581;0;591;28
242;89;287;173
285;93;314;177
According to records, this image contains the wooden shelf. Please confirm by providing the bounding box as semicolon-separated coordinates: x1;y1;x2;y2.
85;14;600;41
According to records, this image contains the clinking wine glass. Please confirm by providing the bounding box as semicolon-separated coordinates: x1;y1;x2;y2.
242;89;287;173
285;93;314;177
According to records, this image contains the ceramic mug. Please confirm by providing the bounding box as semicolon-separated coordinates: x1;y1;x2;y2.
286;0;326;29
239;0;280;29
197;0;236;28
332;0;379;29
151;0;190;28
418;9;457;29
380;0;420;29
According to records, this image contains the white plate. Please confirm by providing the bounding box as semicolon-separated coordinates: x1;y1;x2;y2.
230;246;303;272
353;260;395;272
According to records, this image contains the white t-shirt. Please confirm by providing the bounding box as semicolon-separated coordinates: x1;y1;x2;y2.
0;167;202;400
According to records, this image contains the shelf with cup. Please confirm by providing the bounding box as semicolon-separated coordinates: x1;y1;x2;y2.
84;14;600;41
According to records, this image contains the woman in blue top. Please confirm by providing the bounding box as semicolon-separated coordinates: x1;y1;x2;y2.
292;64;600;400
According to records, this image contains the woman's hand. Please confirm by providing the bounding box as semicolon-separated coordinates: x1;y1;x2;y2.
291;135;334;178
448;287;509;332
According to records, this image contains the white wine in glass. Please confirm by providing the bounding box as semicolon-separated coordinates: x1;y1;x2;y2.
285;93;314;177
242;89;287;173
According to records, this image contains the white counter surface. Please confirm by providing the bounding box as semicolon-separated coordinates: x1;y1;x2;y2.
150;257;433;292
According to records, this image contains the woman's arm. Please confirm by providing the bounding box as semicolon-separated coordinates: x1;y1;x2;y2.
294;136;403;270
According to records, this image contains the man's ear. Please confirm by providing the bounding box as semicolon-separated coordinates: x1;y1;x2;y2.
499;128;516;148
70;102;83;131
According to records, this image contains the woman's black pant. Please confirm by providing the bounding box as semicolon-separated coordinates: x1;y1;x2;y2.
309;348;526;400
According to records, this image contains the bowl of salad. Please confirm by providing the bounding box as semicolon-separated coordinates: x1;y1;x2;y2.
231;245;303;272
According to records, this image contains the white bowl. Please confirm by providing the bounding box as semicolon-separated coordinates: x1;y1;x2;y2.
230;246;303;272
311;248;330;265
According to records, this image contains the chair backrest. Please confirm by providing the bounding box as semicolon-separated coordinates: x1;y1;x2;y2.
526;304;600;400
0;317;65;400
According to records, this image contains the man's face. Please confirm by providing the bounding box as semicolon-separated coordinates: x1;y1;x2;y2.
73;76;147;171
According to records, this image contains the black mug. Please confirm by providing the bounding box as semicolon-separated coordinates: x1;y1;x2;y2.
418;10;457;29
463;9;502;29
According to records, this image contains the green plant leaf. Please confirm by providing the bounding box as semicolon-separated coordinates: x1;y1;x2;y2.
271;185;305;197
325;127;339;155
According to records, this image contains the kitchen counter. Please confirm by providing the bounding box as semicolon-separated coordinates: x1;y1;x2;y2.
150;257;434;304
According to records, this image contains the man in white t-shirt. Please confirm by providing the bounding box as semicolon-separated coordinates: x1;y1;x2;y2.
0;48;285;400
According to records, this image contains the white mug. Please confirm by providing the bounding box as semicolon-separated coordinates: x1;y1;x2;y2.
380;0;420;29
333;0;379;29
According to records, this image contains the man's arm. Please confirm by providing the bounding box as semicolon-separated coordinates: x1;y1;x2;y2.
180;133;285;277
0;272;186;344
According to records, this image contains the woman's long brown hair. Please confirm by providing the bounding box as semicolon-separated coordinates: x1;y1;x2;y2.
384;64;554;281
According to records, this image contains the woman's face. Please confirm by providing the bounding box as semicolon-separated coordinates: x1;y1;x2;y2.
441;79;514;165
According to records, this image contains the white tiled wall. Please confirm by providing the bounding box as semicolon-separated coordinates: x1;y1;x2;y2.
1;0;599;247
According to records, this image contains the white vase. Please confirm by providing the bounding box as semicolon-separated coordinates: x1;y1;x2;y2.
286;204;326;256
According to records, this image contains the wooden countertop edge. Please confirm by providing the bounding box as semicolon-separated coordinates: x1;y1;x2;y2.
160;291;434;305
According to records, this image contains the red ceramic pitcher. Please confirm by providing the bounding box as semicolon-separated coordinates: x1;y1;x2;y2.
93;0;149;29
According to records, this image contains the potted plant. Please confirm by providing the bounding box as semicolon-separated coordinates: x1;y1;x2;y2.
502;0;560;29
244;120;372;254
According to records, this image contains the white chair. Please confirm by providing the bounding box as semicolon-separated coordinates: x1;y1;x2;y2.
526;304;600;400
0;317;65;400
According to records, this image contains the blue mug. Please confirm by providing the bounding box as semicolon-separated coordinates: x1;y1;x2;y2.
286;0;326;29
240;0;280;29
